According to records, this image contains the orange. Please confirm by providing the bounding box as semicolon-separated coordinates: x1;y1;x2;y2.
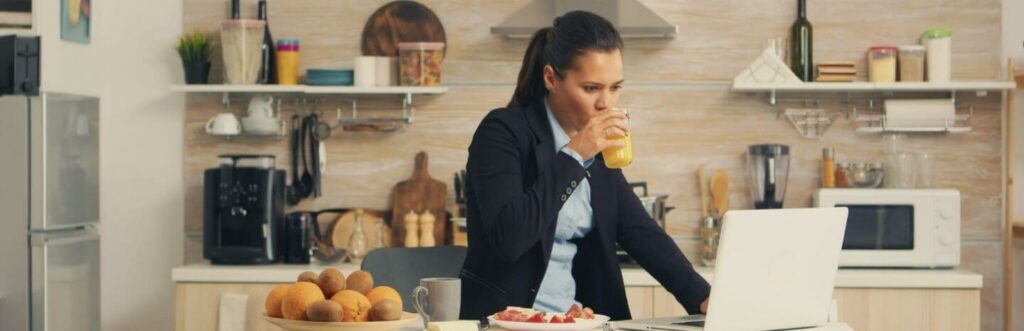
282;282;326;320
365;286;403;308
264;284;290;318
330;289;372;322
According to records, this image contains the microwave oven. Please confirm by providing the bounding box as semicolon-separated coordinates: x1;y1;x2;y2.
813;189;960;268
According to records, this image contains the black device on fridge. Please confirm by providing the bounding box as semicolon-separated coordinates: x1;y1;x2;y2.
203;154;286;264
0;35;40;95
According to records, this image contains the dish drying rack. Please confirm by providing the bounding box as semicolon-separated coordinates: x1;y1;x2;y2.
335;97;415;132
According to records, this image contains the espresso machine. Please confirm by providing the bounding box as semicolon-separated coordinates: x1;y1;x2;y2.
203;155;286;264
747;144;790;209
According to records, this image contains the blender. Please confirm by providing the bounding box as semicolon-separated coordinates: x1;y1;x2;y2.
747;144;791;209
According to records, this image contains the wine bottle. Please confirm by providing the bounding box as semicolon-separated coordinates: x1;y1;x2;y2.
258;0;277;84
789;0;813;81
230;0;239;19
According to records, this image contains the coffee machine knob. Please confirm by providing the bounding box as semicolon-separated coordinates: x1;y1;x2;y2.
231;207;248;216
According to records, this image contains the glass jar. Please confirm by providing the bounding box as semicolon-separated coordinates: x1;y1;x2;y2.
834;163;850;188
347;209;369;264
700;216;721;267
220;20;266;84
398;42;445;86
868;46;898;83
898;45;926;82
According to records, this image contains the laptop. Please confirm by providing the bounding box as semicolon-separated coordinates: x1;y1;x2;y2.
613;207;849;331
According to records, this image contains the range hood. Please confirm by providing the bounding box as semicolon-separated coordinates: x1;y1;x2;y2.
491;0;677;39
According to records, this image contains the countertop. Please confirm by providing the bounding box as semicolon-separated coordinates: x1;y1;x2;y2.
172;262;983;289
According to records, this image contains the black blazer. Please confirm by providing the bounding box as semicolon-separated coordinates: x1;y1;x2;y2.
459;101;710;321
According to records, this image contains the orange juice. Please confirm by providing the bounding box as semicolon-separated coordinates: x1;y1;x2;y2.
602;108;632;169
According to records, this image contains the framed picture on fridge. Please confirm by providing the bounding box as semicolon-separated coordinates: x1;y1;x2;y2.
60;0;89;43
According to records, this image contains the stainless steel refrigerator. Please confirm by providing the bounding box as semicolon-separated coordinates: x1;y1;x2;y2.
0;92;100;331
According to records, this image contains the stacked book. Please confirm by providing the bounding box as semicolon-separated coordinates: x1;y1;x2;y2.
815;61;857;82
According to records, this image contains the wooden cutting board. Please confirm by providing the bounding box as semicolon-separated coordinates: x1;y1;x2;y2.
360;1;447;57
390;151;448;247
330;208;392;250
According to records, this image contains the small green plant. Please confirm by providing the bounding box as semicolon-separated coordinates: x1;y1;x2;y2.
176;31;214;63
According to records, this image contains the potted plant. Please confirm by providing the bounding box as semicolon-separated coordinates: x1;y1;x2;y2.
176;31;214;84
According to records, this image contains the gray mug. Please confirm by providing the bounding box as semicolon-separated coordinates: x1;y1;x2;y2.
413;277;461;325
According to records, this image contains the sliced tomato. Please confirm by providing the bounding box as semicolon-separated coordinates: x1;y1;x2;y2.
564;315;576;323
550;315;565;323
525;312;547;323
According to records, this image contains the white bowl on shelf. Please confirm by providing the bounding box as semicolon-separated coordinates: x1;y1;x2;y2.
241;117;282;135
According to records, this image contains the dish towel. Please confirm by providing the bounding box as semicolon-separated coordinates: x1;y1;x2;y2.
217;292;249;331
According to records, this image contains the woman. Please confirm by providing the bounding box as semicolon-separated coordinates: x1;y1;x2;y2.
459;11;710;321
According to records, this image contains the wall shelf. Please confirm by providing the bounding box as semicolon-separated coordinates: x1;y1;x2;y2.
733;81;1016;105
170;84;448;106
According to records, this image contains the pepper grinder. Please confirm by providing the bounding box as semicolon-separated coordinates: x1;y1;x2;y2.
404;210;419;248
419;210;436;247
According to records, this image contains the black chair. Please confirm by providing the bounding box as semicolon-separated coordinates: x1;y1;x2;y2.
361;246;468;312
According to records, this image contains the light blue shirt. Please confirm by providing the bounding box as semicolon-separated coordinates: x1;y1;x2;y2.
532;98;595;313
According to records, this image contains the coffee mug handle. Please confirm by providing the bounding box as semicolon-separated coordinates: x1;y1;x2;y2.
205;117;216;133
413;285;430;327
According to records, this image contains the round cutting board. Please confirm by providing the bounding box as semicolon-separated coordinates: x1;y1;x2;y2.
360;1;447;57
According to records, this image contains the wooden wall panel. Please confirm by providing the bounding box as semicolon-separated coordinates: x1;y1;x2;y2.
183;0;1007;329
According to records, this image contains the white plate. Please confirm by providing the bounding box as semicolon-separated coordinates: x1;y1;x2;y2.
487;314;609;331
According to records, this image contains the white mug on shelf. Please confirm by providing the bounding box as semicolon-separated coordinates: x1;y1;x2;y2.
205;113;241;135
246;95;276;120
355;56;377;87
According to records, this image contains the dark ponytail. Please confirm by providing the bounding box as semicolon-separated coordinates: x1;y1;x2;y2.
507;11;624;108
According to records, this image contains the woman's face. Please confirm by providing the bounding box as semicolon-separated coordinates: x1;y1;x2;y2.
543;49;624;133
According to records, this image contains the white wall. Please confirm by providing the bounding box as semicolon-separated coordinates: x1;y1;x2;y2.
34;0;184;329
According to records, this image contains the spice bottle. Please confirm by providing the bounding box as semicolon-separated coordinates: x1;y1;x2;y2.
822;148;836;188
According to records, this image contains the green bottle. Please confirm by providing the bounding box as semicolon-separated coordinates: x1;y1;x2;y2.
789;0;813;81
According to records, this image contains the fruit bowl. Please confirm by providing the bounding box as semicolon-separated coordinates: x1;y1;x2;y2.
262;312;420;331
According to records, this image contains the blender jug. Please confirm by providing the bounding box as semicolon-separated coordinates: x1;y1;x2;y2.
747;144;790;209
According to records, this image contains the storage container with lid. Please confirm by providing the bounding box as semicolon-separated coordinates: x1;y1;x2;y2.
921;29;952;82
868;46;898;83
898;45;926;82
398;42;445;86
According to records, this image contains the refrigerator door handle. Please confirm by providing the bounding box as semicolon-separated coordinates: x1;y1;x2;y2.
30;227;99;246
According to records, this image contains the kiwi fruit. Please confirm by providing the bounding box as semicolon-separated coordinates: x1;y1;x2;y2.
297;271;318;283
317;268;346;298
306;300;344;322
370;298;402;321
346;270;374;294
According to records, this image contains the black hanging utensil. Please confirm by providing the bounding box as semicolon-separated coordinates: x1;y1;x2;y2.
286;114;304;205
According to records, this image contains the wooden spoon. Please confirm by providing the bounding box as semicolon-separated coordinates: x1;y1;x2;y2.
711;170;730;218
698;165;710;219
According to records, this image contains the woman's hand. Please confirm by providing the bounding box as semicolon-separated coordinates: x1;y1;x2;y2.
565;110;629;160
700;298;709;314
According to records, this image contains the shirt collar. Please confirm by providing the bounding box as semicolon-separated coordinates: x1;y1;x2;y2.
544;98;571;153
